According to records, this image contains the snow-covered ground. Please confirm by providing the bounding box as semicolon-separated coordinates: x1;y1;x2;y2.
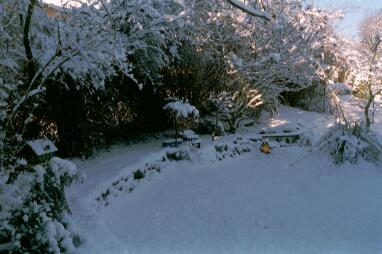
67;106;382;254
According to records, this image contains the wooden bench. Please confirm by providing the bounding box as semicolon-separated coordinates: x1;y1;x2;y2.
162;129;202;149
162;138;183;148
250;132;301;144
261;132;301;143
183;134;198;141
182;130;201;148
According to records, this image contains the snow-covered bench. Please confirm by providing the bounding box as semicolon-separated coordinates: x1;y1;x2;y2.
162;138;183;148
261;132;301;143
181;130;201;148
251;128;302;143
162;129;201;148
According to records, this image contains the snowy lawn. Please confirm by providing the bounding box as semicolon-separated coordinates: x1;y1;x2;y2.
68;106;382;254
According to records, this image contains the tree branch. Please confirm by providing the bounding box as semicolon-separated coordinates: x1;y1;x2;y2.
225;0;271;21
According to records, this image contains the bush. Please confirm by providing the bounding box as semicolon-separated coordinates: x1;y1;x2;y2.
214;137;254;160
353;80;369;100
163;99;199;137
0;157;82;253
198;117;225;136
319;122;382;164
133;170;145;180
165;146;192;161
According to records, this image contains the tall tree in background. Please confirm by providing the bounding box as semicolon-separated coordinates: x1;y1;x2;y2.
359;9;382;128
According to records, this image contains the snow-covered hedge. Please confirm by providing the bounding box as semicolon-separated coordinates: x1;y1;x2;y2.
213;137;254;161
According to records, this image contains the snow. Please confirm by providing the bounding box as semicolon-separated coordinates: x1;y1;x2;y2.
16;159;27;166
42;0;65;6
26;138;58;156
35;165;45;185
13;86;46;112
64;105;382;254
163;100;199;118
49;157;78;179
181;129;195;137
96;153;381;254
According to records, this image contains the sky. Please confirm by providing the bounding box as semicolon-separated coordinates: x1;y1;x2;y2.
43;0;382;39
313;0;382;39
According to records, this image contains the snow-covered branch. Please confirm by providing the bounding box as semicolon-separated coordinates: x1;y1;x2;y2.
226;0;271;20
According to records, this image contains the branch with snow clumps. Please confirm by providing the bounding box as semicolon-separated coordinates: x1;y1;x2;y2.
226;0;271;20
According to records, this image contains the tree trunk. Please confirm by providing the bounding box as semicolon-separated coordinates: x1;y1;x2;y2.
365;84;374;129
23;0;37;82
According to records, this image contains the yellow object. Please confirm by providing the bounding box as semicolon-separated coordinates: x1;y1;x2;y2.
260;142;271;154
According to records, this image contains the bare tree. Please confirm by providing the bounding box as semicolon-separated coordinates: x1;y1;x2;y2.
359;9;382;129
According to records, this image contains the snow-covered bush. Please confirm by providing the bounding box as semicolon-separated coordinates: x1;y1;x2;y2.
163;99;199;136
297;132;313;147
319;122;382;164
353;80;370;99
0;157;82;253
133;169;145;180
198;116;225;136
163;99;199;119
0;171;22;251
211;84;263;133
165;145;192;161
